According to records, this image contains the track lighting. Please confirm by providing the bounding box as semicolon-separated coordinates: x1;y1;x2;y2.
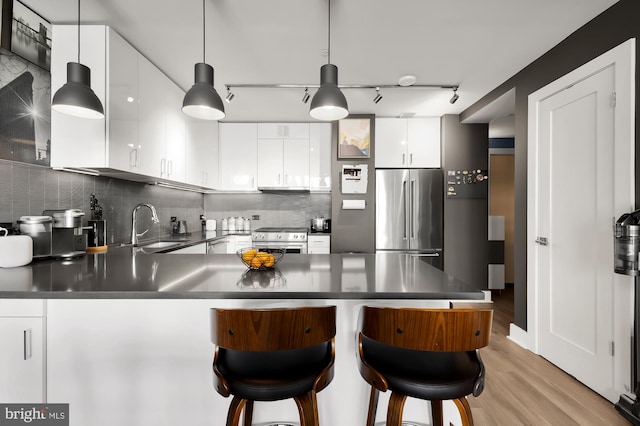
450;87;459;104
51;0;104;119
182;0;225;120
373;87;382;104
309;0;349;121
225;86;235;103
302;88;310;104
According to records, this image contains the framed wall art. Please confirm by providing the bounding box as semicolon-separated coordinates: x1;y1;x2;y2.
338;117;371;159
11;0;50;70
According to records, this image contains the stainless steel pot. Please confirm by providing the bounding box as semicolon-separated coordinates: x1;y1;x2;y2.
310;217;330;232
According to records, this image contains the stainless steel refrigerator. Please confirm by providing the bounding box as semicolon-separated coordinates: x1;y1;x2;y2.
376;169;443;269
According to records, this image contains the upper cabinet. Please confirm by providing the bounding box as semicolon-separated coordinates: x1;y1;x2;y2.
51;25;218;190
257;123;310;189
375;118;441;168
309;123;332;191
218;123;258;191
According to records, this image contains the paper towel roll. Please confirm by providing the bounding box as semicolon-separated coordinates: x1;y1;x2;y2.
342;199;366;210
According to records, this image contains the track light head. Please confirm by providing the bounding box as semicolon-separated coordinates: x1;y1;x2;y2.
225;86;234;103
373;87;382;104
450;87;459;104
302;88;310;104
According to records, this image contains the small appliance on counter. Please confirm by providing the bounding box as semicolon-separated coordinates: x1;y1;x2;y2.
171;217;191;236
18;215;53;258
87;194;108;253
310;217;331;233
43;209;87;258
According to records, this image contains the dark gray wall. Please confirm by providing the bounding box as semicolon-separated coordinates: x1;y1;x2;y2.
441;115;489;288
0;159;203;244
331;115;376;253
460;0;640;329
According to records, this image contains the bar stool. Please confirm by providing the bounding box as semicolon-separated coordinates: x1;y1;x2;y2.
210;306;337;426
356;306;493;426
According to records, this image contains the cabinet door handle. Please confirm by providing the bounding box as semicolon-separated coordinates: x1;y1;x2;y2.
24;328;32;360
410;153;413;165
402;153;406;165
167;160;173;177
160;158;166;177
130;148;138;168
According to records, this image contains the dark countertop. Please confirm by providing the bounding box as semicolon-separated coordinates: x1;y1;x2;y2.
0;248;483;300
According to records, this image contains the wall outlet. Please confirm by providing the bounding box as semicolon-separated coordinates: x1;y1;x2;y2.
252;215;260;220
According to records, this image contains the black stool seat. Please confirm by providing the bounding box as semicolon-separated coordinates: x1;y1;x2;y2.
216;345;332;401
362;337;480;401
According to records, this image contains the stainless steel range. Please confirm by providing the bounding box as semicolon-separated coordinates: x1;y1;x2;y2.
251;227;308;253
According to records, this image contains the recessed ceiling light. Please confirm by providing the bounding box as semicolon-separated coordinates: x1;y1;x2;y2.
398;75;416;87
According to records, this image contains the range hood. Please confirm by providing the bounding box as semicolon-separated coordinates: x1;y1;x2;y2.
258;186;310;194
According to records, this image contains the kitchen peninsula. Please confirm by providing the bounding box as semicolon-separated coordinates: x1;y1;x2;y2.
0;251;486;426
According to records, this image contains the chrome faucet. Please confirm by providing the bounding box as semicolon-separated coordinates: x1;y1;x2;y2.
131;203;160;245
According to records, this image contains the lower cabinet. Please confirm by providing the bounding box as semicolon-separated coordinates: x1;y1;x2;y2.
227;235;253;254
308;235;331;253
0;300;45;403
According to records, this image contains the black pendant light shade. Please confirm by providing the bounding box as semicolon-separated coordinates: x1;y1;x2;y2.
310;64;348;121
182;63;225;120
52;62;104;119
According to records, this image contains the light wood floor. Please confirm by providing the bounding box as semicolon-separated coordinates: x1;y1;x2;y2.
467;288;628;425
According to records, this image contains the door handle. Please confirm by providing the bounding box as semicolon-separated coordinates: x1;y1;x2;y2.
535;237;548;246
410;179;416;239
24;328;32;360
402;180;408;240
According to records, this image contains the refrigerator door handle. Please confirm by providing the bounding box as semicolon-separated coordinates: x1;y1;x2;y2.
411;253;440;257
410;179;416;240
402;179;408;240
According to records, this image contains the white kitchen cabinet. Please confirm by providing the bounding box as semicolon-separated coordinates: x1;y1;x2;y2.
218;123;258;190
257;123;309;139
375;118;441;168
308;234;331;253
52;25;203;187
0;300;45;403
257;138;309;189
309;123;332;191
186;119;219;188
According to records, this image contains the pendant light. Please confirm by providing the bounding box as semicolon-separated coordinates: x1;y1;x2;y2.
309;0;348;121
182;0;225;120
51;0;104;119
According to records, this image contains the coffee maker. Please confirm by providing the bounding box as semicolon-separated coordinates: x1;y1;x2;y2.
42;209;87;258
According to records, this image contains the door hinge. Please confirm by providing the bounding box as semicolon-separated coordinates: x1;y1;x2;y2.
610;341;615;357
610;92;617;108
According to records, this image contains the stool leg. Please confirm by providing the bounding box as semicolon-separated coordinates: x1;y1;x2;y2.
431;400;443;426
386;392;407;426
366;387;379;426
243;400;254;426
226;396;247;426
453;397;474;426
293;390;319;426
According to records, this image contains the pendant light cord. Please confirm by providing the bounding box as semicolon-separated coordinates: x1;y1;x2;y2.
77;0;80;63
327;0;331;65
202;0;206;63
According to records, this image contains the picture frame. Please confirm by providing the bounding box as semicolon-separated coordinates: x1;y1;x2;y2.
10;0;51;70
338;117;371;159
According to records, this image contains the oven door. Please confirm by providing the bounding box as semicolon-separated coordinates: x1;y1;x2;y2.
253;241;308;254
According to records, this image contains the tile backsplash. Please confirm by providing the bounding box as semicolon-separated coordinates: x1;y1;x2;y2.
0;160;333;244
0;160;203;244
204;192;331;230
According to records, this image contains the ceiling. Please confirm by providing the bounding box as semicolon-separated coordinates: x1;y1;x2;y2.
22;0;619;122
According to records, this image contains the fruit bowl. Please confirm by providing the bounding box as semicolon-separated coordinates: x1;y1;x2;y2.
237;248;285;270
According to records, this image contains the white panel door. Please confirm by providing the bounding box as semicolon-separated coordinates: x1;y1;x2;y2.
283;139;310;187
257;139;284;187
219;123;258;190
535;65;615;396
407;117;440;168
